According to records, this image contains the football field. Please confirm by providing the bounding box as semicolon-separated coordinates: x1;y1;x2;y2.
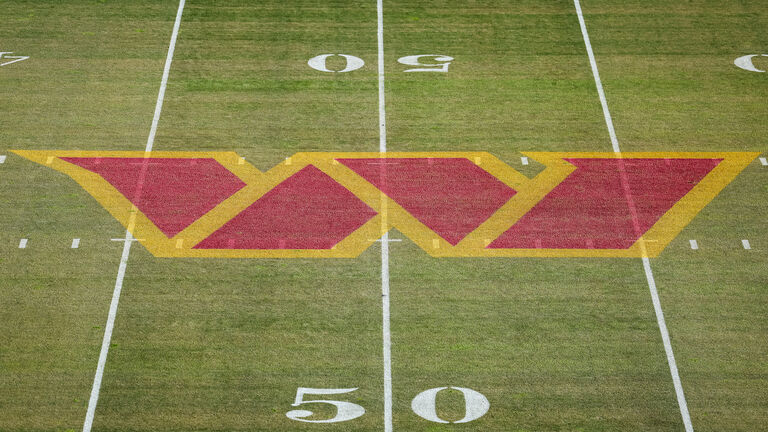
1;1;766;431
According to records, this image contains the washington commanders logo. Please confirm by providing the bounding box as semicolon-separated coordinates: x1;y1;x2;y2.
12;150;757;258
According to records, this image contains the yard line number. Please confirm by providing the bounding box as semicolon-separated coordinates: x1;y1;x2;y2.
734;54;768;73
0;51;30;67
308;53;453;73
286;386;489;424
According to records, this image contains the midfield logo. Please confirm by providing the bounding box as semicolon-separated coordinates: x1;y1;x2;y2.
12;150;757;258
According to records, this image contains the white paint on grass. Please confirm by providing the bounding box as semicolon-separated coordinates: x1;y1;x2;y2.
145;0;185;153
83;2;185;432
308;54;365;73
286;387;365;423
573;0;620;153
0;52;30;67
411;387;489;424
397;54;453;73
574;3;693;431
734;54;767;73
71;238;80;249
742;239;751;250
689;239;698;250
642;257;694;432
376;1;393;431
18;238;27;249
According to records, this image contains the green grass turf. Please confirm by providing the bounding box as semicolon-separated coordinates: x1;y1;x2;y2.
0;0;766;431
0;1;184;430
582;1;768;430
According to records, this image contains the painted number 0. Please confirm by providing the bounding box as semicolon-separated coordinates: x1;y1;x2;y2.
411;387;490;424
286;386;488;424
308;54;365;73
308;53;453;72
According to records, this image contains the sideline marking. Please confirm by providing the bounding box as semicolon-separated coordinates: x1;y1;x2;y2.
376;1;393;431
82;2;185;432
689;240;698;250
760;157;767;166
18;238;27;249
72;238;80;249
0;155;6;164
742;239;751;250
574;2;693;431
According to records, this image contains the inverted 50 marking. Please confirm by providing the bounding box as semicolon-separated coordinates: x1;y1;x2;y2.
308;53;453;73
286;386;489;424
0;51;30;67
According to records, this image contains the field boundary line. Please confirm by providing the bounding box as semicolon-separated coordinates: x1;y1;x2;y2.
82;1;186;431
376;1;393;432
572;1;694;432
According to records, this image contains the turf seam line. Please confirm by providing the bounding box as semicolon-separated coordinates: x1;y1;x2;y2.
574;2;694;431
82;2;186;431
377;1;394;431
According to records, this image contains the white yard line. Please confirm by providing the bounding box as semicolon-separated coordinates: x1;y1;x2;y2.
377;0;387;154
376;1;393;431
573;1;693;431
573;0;620;153
146;0;185;153
82;2;186;431
642;257;693;431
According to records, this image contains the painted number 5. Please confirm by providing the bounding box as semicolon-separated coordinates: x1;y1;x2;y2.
397;54;454;72
286;387;365;423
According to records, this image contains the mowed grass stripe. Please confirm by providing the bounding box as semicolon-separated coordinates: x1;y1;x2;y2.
90;1;385;431
385;0;685;430
84;2;187;431
0;1;185;431
573;1;693;430
580;1;768;431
